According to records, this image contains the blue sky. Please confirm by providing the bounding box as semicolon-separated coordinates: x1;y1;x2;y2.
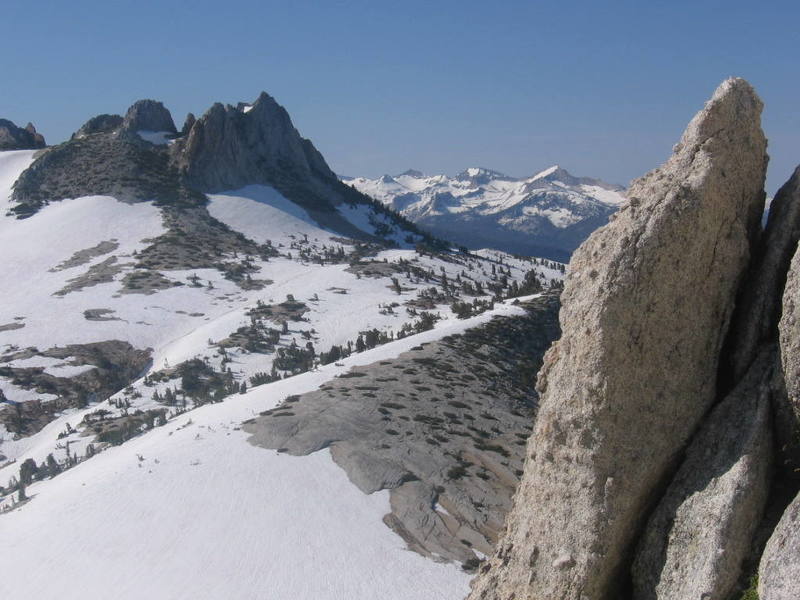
2;0;798;192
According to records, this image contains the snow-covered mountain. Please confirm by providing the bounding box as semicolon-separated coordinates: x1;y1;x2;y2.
344;166;627;261
0;95;564;599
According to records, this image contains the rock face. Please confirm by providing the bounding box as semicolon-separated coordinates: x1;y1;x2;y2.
759;490;800;600
778;184;800;426
72;114;123;139
172;92;340;210
468;78;768;600
726;166;800;384
0;118;46;150
631;350;774;600
121;99;177;133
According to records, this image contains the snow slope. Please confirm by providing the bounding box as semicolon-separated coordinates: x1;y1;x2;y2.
344;166;627;261
0;301;531;600
0;146;561;479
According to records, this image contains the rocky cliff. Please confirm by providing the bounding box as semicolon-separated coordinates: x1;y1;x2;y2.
468;78;800;600
0;119;46;150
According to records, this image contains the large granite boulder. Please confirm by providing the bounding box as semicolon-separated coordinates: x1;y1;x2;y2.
759;489;800;600
468;77;768;600
631;350;773;600
0;119;46;150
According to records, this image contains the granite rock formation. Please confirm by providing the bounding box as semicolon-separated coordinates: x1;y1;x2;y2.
759;489;800;600
631;350;773;600
245;294;561;566
467;77;768;600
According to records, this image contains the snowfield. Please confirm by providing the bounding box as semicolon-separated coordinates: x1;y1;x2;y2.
0;142;564;599
0;302;531;600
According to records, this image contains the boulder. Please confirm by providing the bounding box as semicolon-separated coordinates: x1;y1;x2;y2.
468;78;768;600
758;489;800;600
631;350;773;600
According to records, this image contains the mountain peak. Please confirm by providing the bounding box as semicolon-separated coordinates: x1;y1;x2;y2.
530;165;564;181
455;167;512;183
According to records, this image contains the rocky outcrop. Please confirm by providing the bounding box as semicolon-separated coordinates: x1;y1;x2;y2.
121;99;177;133
0;119;46;150
726;166;800;384
468;78;768;600
180;112;196;136
11;130;202;215
759;490;800;600
245;294;561;566
171;92;341;210
631;350;773;600
72;114;123;139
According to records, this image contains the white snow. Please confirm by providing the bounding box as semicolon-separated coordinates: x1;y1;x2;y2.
530;165;560;180
136;130;173;145
0;301;532;600
347;165;626;231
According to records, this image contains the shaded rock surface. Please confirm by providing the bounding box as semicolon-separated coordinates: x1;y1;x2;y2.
726;166;800;384
468;78;768;600
631;350;774;600
244;294;560;565
778;186;800;427
759;489;800;600
0;119;46;150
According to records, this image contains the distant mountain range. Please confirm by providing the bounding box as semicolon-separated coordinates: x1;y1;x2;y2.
343;166;627;261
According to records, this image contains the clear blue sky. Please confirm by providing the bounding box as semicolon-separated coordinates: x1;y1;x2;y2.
2;0;798;193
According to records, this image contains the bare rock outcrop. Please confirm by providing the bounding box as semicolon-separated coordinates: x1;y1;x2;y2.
121;99;177;134
171;92;340;210
758;489;800;600
0;118;46;150
468;78;768;600
245;295;561;566
72;113;123;139
631;350;773;600
726;166;800;384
